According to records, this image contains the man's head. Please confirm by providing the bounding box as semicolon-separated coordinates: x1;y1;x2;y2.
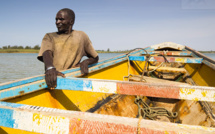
55;8;75;34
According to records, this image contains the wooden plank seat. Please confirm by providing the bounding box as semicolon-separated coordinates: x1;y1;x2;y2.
148;66;187;73
128;75;190;85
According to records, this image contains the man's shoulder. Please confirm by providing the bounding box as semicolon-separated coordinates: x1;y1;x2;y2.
73;30;87;36
45;32;58;36
43;31;89;39
73;30;90;41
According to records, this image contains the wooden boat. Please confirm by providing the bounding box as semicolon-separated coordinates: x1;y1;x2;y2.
1;42;215;134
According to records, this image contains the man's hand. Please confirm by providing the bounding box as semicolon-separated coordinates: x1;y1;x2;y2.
80;56;99;76
80;60;89;76
43;50;66;90
45;68;65;90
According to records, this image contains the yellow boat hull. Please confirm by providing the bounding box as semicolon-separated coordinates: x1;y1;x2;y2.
1;42;215;133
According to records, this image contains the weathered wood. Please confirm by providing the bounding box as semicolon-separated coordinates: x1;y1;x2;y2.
129;56;203;63
0;101;214;134
148;66;187;73
1;77;215;102
151;42;185;50
129;76;190;85
143;51;192;56
186;46;215;64
185;46;215;71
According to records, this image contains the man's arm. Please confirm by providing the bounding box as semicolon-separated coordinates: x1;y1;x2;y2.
80;56;99;76
43;50;65;90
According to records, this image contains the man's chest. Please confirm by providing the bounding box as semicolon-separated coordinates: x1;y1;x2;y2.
53;35;84;53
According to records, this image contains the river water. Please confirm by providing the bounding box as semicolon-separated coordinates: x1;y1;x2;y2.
0;53;215;84
0;53;122;84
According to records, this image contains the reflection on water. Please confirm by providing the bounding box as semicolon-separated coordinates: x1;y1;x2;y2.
0;53;123;83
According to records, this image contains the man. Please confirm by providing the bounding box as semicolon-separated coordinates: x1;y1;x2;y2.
37;8;99;90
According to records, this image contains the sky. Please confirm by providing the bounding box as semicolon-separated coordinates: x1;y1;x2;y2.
0;0;215;51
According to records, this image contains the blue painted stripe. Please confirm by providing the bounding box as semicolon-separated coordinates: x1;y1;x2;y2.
0;76;45;91
83;79;92;90
180;52;192;56
56;78;84;91
145;47;154;51
186;58;203;63
0;49;145;90
0;108;15;128
188;48;215;70
0;101;25;108
129;56;146;61
0;81;47;100
129;56;203;63
53;78;94;92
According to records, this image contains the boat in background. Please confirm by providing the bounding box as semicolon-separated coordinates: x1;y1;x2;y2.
1;42;215;133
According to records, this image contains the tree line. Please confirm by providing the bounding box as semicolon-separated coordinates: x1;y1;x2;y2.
0;45;40;50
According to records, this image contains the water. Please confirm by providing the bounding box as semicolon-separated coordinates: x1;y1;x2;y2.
203;53;215;60
0;53;123;84
1;53;215;84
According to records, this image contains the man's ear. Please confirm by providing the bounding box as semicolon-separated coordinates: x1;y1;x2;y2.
70;20;74;25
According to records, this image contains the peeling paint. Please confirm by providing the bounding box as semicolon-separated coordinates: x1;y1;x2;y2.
180;88;195;95
1;102;215;133
91;81;117;93
179;87;215;102
129;56;203;63
18;91;25;95
201;91;207;97
32;113;70;134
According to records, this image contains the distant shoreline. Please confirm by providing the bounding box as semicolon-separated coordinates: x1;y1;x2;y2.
199;51;215;53
0;49;128;53
0;49;215;53
0;49;39;53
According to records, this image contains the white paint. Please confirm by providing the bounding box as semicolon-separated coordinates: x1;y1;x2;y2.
83;80;92;91
32;114;70;134
3;101;215;134
151;42;185;50
91;81;117;93
13;110;33;131
179;87;215;102
13;109;70;134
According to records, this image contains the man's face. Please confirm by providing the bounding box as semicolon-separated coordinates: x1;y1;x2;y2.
55;11;73;34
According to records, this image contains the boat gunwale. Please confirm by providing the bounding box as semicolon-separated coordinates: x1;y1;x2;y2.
1;76;215;102
0;101;214;134
0;48;145;90
185;46;215;71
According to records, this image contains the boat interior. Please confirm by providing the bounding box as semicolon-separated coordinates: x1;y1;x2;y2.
1;42;215;133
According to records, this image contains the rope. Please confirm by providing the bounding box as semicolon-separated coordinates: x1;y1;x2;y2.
148;62;164;73
127;55;130;78
137;115;142;134
135;96;178;120
141;54;151;78
123;55;132;81
123;53;147;82
124;48;170;80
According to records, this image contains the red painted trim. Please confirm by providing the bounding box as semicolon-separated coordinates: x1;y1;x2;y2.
69;118;175;134
117;83;180;99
